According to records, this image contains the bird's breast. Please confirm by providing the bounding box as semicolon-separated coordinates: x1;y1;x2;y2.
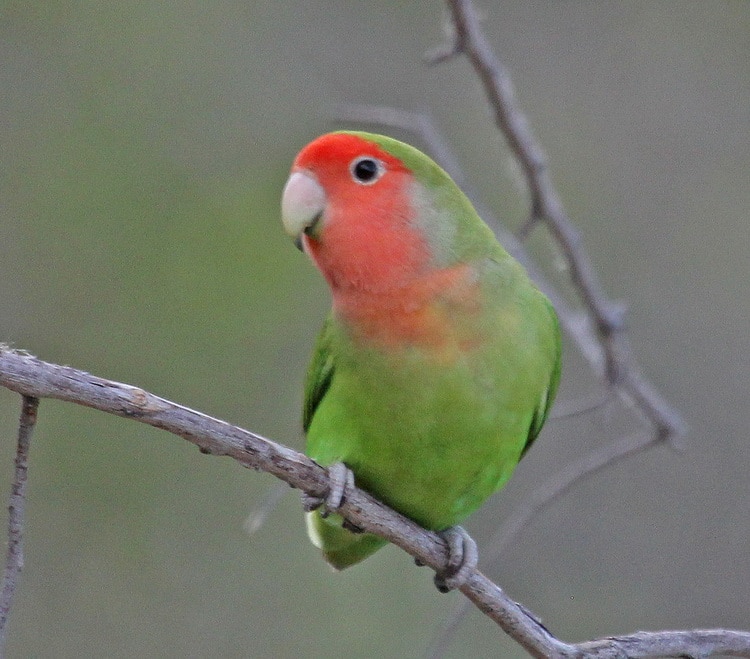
331;263;484;359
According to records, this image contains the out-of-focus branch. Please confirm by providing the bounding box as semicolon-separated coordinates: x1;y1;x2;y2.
1;348;748;657
0;394;38;654
434;0;685;442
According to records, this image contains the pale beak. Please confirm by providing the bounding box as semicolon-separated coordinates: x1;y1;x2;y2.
281;171;326;251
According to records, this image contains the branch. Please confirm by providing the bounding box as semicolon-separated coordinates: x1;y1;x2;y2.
433;0;685;442
1;348;748;657
337;13;689;651
0;347;559;655
433;0;620;367
0;395;38;653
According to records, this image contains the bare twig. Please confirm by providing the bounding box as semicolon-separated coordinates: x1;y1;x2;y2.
339;3;689;654
435;0;686;443
0;395;38;654
432;0;621;366
0;348;747;658
578;629;750;658
548;393;613;421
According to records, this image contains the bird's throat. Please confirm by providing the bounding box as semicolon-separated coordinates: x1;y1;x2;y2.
330;264;481;355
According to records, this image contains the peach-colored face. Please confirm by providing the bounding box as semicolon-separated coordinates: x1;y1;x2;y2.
282;133;430;295
281;133;479;352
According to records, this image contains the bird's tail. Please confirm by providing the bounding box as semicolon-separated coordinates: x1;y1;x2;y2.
305;510;387;570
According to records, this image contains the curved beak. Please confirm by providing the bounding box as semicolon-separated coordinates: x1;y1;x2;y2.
281;171;326;251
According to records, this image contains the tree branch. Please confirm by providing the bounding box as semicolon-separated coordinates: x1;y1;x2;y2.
0;394;38;654
0;347;559;654
337;11;690;650
1;347;748;657
434;0;685;442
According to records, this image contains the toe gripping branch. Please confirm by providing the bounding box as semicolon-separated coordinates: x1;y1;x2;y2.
302;464;478;588
301;462;363;533
433;526;478;593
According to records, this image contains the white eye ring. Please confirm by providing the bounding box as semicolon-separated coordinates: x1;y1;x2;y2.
349;157;385;185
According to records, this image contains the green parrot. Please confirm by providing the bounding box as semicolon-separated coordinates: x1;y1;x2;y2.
281;131;561;588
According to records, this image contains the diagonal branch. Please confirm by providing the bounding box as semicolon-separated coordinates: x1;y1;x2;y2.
1;348;748;657
434;0;685;442
0;347;562;656
434;0;621;352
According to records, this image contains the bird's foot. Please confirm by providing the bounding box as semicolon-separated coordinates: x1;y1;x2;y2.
433;526;478;593
301;462;355;518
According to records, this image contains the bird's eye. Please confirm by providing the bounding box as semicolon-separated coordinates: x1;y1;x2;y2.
350;157;384;185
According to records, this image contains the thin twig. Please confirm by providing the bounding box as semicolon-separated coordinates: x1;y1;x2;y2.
0;348;747;658
432;0;621;352
340;2;688;652
436;0;686;442
548;393;613;421
0;395;38;655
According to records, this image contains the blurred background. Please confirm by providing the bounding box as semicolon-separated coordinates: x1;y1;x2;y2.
1;1;748;657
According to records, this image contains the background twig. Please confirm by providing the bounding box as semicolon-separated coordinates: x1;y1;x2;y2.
438;0;686;442
0;395;38;655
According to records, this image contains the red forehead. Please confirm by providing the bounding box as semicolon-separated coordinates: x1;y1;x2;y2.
293;133;406;175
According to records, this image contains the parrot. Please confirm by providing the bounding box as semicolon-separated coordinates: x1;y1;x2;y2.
280;131;561;589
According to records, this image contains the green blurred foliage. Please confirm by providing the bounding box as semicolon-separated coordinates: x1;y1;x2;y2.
1;1;749;657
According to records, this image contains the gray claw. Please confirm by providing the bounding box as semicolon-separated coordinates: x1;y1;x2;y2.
301;462;354;517
433;526;478;593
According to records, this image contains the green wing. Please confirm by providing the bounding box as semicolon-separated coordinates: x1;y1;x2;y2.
303;314;336;433
302;314;392;569
521;295;562;457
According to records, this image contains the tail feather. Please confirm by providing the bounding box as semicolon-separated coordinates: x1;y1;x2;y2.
306;511;387;570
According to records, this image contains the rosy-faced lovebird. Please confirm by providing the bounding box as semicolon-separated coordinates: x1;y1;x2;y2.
281;132;561;586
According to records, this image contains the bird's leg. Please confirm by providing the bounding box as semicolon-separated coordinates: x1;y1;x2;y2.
301;462;364;533
301;462;361;525
433;526;478;593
